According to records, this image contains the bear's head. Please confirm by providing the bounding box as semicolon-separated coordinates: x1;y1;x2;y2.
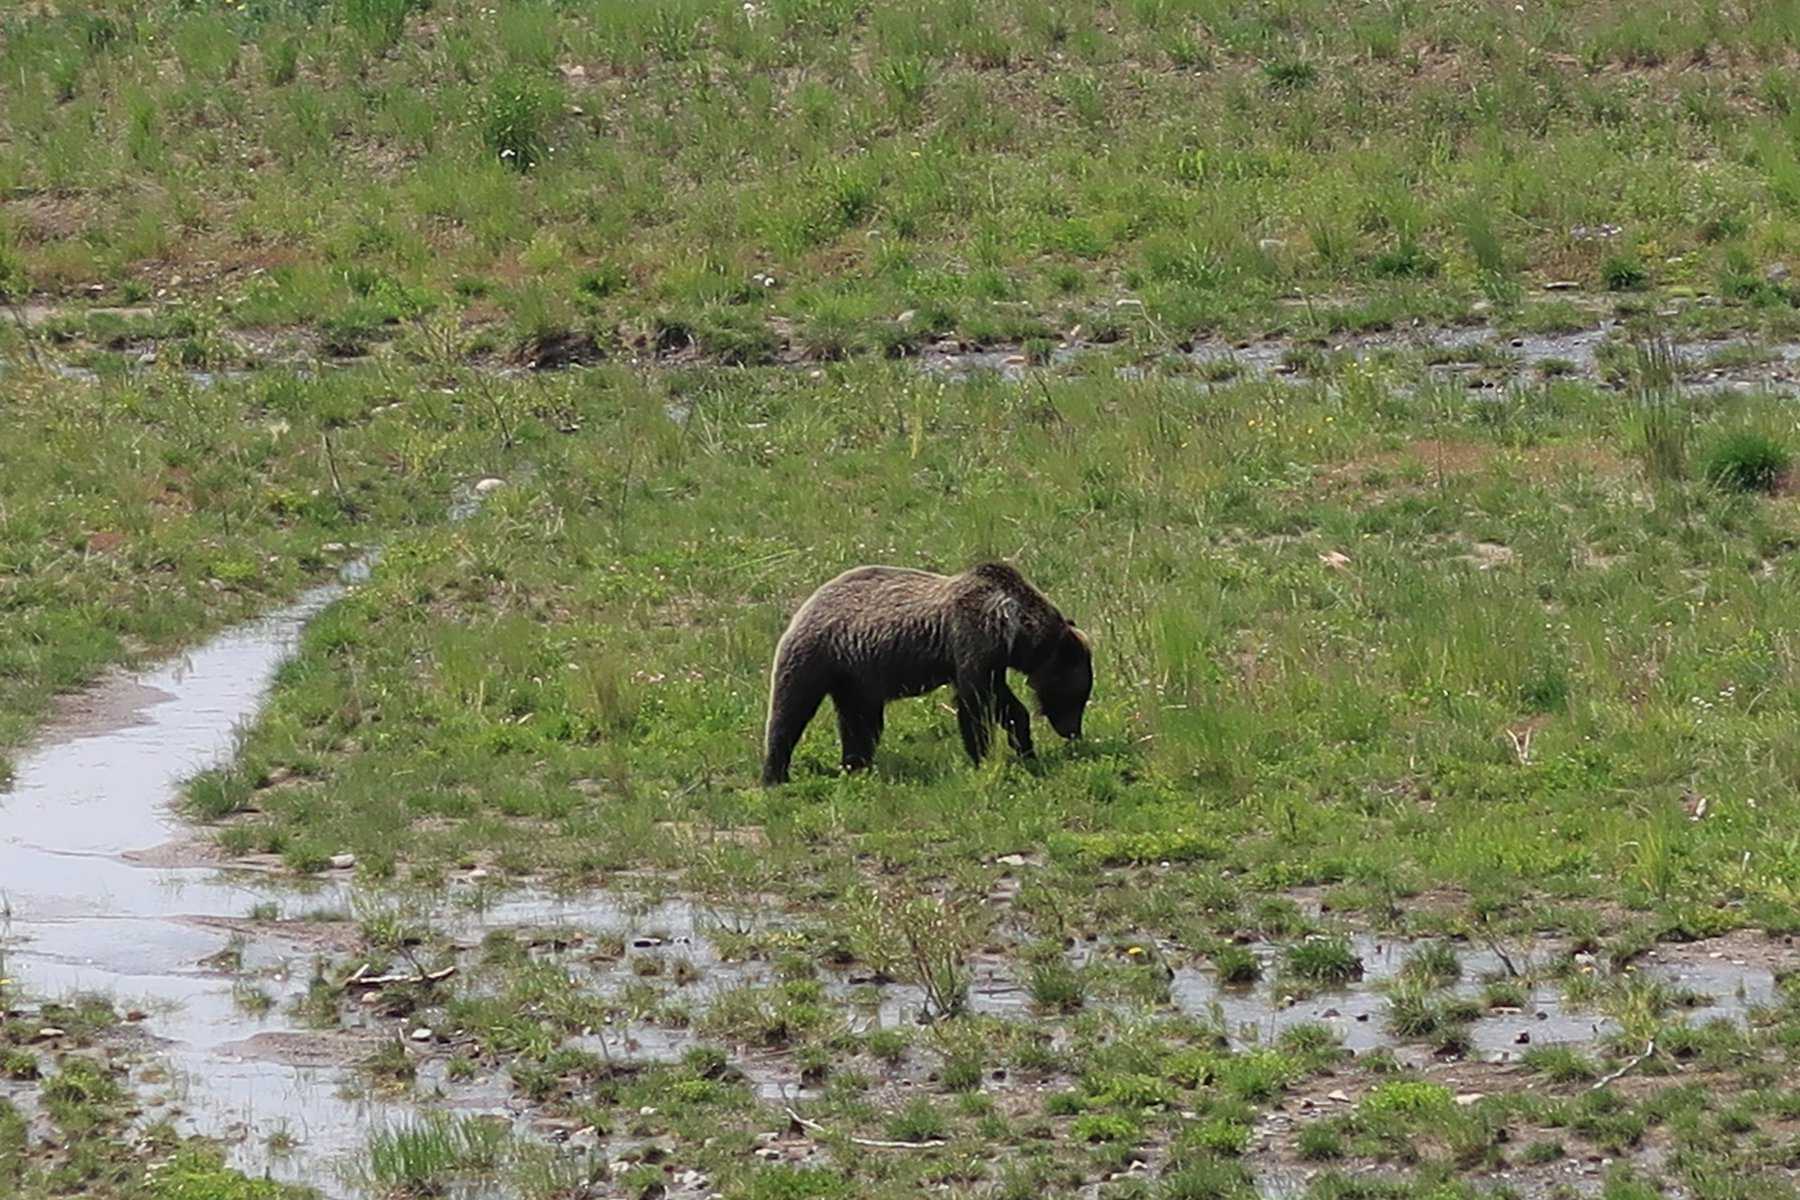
1028;620;1092;740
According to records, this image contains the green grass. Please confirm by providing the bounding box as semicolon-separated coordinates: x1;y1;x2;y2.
11;3;1800;1197
10;2;1800;365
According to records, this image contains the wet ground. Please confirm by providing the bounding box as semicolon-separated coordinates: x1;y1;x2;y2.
2;563;1787;1192
15;302;1800;400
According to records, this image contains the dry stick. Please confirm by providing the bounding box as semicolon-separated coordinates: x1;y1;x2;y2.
1591;1040;1656;1091
3;297;43;367
784;1107;945;1150
321;430;347;508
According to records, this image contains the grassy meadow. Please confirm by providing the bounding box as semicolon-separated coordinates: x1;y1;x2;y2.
10;1;1800;1198
9;1;1800;361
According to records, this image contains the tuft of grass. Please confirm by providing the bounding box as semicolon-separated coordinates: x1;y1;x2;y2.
1699;428;1791;494
884;1097;950;1143
1028;961;1087;1013
1284;936;1363;985
1628;337;1688;484
1210;944;1262;985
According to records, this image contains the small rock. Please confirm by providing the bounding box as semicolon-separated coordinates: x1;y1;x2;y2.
1258;238;1286;252
632;937;664;949
995;853;1030;867
328;853;356;870
1320;1008;1340;1018
639;1105;658;1116
320;542;347;554
1544;280;1580;290
126;1010;147;1022
1455;1092;1484;1106
1515;1031;1531;1045
1327;1090;1351;1104
411;1027;433;1042
1769;263;1791;283
676;1170;706;1188
897;310;917;324
1536;1010;1549;1020
33;1027;65;1041
754;1147;782;1161
473;477;505;495
467;867;489;880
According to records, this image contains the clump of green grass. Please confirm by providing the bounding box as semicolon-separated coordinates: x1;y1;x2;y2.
1297;1120;1347;1160
1210;944;1262;985
1602;253;1649;291
1028;961;1087;1013
1699;428;1791;493
884;1097;950;1143
1627;338;1688;483
1358;1080;1454;1119
366;1115;513;1193
481;71;558;172
1284;936;1363;985
1398;943;1462;987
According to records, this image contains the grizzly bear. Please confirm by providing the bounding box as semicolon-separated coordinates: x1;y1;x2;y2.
760;562;1093;785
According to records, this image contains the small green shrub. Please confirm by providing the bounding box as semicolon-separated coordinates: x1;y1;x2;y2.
1602;253;1648;290
1699;428;1791;493
482;71;558;172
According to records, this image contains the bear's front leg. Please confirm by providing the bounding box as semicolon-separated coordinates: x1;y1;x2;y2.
994;674;1035;759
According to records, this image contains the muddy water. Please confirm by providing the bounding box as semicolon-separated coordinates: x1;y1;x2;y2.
0;539;678;1191
0;572;400;1192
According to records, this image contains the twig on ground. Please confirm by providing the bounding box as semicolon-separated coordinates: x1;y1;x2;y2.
784;1107;946;1150
1591;1040;1656;1090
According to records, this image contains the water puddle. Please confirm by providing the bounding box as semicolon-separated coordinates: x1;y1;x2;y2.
0;488;522;1194
0;573;392;1190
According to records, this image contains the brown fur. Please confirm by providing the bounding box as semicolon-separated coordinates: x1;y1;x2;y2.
761;562;1093;785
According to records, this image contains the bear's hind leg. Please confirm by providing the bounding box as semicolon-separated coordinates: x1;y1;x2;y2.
762;677;827;786
834;688;885;773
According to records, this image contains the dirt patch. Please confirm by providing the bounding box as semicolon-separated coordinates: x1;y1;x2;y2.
120;836;229;869
40;676;175;743
213;1029;388;1069
180;915;363;953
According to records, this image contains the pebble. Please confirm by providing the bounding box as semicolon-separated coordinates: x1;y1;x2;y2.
676;1170;706;1188
33;1027;65;1040
473;477;505;495
1456;1092;1484;1106
320;542;347;554
328;853;356;869
411;1027;432;1042
1327;1090;1351;1103
639;1105;658;1116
